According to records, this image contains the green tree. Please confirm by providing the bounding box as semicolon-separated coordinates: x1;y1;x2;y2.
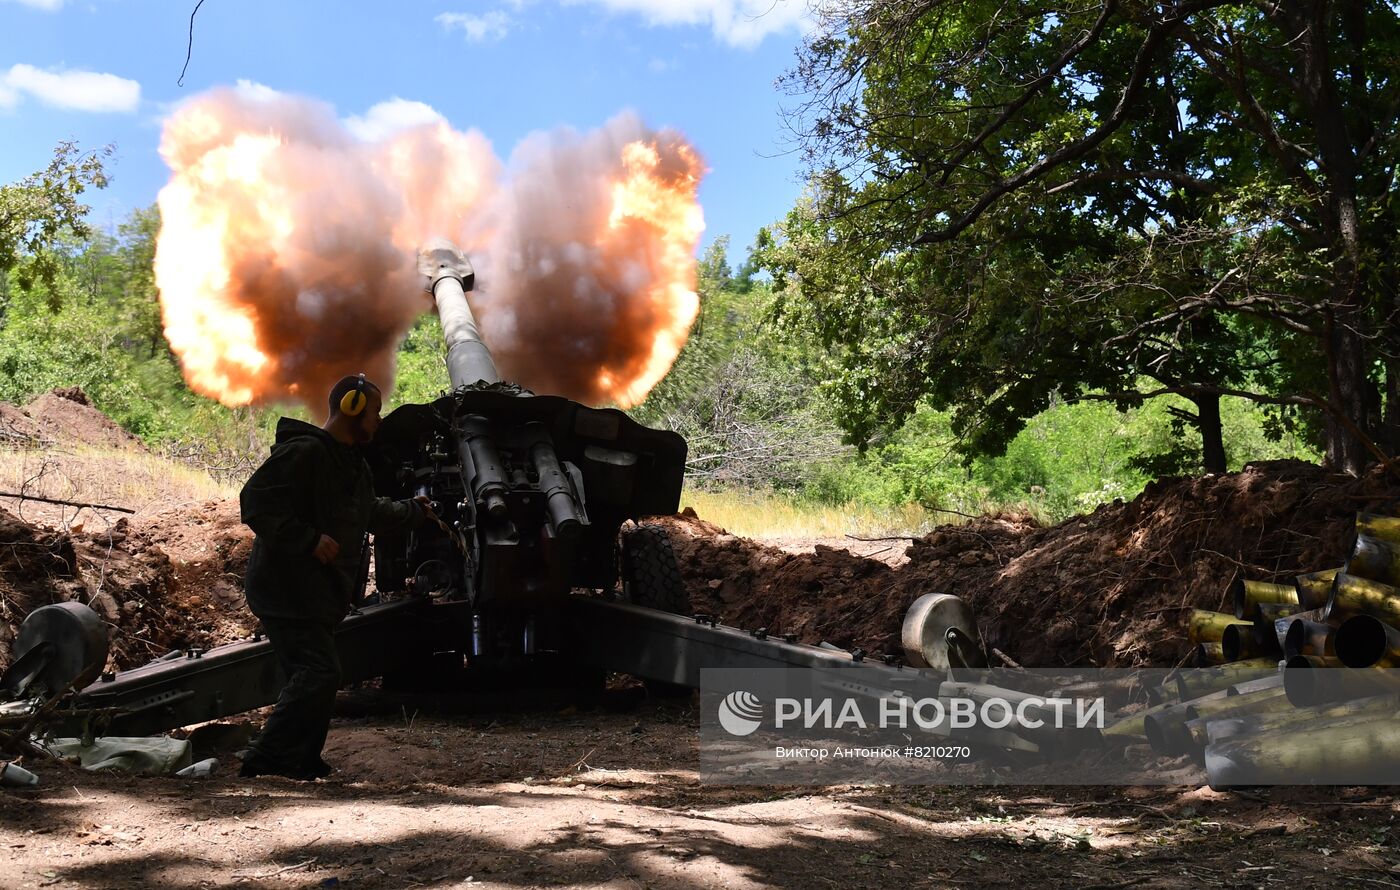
633;240;848;489
116;205;167;359
697;235;733;293
767;0;1400;474
387;313;450;408
0;141;112;302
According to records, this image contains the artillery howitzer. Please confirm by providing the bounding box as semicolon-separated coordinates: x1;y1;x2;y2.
1;240;978;745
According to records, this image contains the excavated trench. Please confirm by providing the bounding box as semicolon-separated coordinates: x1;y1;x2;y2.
3;387;1396;673
2;458;1394;674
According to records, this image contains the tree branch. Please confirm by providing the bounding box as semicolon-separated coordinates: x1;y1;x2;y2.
1178;25;1322;192
936;0;1119;187
1045;166;1219;196
913;1;1223;246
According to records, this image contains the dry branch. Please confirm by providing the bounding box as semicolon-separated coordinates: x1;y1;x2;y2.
0;491;134;514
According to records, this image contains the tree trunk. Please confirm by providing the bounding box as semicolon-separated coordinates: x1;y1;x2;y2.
1382;263;1400;458
1383;360;1398;457
1194;392;1227;474
1291;2;1370;474
1325;307;1369;475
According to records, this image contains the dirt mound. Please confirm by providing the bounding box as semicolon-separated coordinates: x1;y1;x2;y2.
661;460;1400;668
660;515;898;650
0;500;256;674
0;402;44;446
19;386;147;452
0;507;85;667
3;454;1395;677
132;498;254;611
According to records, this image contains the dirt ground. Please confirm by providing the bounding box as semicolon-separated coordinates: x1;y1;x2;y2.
4;390;1400;888
4;692;1400;890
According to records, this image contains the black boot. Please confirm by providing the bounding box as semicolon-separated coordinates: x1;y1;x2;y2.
303;756;334;779
239;751;315;781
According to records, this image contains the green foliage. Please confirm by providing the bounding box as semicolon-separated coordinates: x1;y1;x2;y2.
0;290;131;408
696;236;733;293
115;205;166;360
0;142;112;299
642;234;1322;524
633;250;847;490
768;1;1400;474
798;394;1320;524
387;314;449;409
974;400;1154;519
802;407;964;510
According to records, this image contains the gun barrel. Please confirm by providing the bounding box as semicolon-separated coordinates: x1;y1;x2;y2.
419;238;500;389
527;427;583;540
458;415;511;520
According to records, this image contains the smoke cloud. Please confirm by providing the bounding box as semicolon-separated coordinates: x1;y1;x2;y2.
155;85;703;411
476;115;704;406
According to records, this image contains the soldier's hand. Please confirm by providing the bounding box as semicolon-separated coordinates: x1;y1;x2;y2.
313;534;340;564
414;495;439;525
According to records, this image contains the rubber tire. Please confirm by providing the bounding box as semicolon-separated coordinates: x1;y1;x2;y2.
620;523;693;696
620;523;690;616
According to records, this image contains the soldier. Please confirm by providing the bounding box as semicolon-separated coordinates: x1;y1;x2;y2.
237;374;433;780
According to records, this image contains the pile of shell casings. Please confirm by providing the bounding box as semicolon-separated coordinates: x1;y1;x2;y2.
1106;514;1400;786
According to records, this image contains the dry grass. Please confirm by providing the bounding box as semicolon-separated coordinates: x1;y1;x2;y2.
0;446;976;542
679;487;944;540
0;446;236;520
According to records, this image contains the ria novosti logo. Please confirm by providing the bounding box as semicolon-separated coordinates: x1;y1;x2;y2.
714;689;1106;736
717;691;764;736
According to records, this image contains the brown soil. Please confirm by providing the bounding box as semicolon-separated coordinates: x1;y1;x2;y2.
18;387;147;453
0;507;85;668
129;498;257;633
0;499;257;673
2;699;1397;889
0;402;44;447
665;459;1399;667
3;445;1400;888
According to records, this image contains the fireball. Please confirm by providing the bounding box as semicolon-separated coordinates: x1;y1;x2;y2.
600;140;705;407
154;88;705;411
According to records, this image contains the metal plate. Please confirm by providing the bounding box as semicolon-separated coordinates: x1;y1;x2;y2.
900;593;984;670
10;602;109;697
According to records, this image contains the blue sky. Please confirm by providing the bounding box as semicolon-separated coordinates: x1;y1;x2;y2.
0;0;814;259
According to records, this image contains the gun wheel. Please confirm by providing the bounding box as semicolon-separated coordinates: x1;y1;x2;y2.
620;522;693;697
620;523;690;615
